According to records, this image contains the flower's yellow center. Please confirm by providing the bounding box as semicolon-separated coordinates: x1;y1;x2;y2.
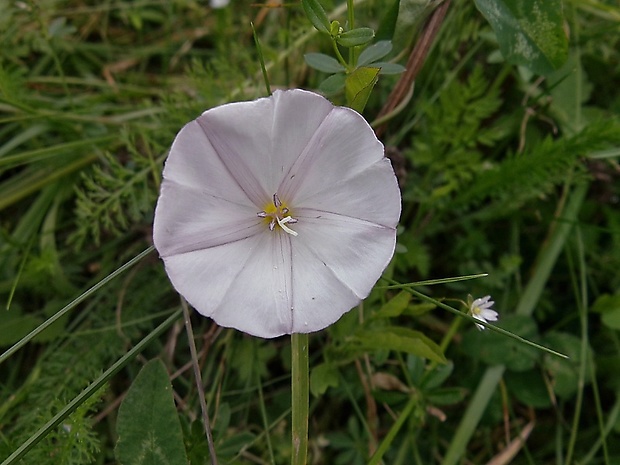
257;193;298;236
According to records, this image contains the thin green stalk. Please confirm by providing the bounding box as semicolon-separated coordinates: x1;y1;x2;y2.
0;246;155;365
0;309;182;465
181;298;218;465
441;182;589;465
257;374;276;465
565;227;588;465
291;333;309;465
383;278;568;359
367;391;419;465
347;0;355;65
251;22;272;96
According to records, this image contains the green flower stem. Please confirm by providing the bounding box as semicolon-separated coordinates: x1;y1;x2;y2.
291;333;309;465
331;39;349;70
347;0;355;65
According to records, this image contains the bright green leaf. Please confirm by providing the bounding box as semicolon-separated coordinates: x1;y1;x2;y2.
345;66;380;113
337;27;376;47
304;53;346;73
115;359;188;465
301;0;330;33
474;0;568;75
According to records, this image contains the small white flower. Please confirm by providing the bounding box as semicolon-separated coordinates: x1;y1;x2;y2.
469;295;498;330
153;89;401;338
209;0;230;8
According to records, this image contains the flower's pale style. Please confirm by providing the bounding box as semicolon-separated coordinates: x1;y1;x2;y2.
153;89;401;338
469;295;499;330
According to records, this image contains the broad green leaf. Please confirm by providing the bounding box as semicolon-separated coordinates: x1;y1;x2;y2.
115;359;188;465
345;66;380;113
301;0;330;33
336;27;376;47
372;290;411;319
310;362;340;396
474;0;568;75
375;0;401;41
304;53;346;73
357;40;393;66
319;73;346;94
354;327;447;364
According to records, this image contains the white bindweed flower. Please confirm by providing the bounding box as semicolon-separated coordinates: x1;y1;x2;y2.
153;89;401;338
469;295;499;330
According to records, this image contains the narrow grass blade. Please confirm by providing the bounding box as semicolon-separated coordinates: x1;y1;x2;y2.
0;246;155;365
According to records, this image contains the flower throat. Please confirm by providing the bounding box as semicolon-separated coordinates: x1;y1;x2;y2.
257;193;298;236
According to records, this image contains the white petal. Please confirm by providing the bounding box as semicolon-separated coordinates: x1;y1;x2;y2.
294;158;401;227
278;104;385;203
292;212;396;300
480;309;499;322
195;89;333;203
161;120;255;207
290;238;361;333
472;296;492;308
210;232;295;337
153;183;263;257
162;232;294;338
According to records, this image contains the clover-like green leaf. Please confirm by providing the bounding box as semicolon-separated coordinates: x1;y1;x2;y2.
302;0;330;33
357;40;393;67
304;53;346;73
336;27;375;47
375;62;406;75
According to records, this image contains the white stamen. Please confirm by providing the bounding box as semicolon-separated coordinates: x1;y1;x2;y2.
277;216;298;236
257;193;299;236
